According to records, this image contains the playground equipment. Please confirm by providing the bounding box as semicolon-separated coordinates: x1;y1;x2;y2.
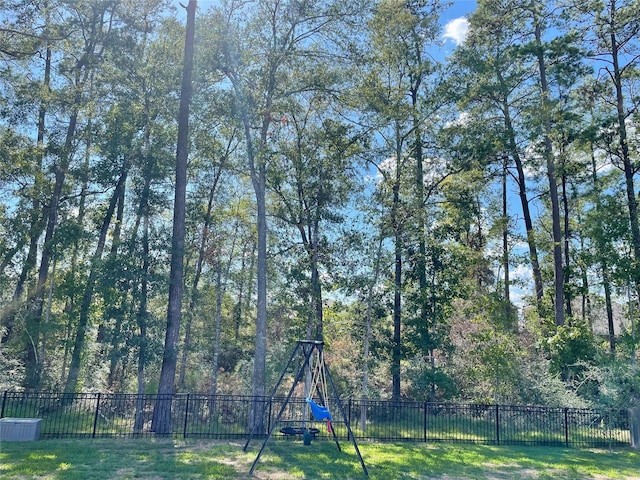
243;340;368;477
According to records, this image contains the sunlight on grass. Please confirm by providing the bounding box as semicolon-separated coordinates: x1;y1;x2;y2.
1;438;639;479
27;452;57;460
176;451;199;463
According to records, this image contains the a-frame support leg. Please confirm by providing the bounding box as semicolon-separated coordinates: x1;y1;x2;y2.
245;341;316;475
243;341;304;452
245;340;369;478
322;351;369;477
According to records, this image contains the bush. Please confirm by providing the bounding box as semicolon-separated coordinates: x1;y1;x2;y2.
0;327;24;391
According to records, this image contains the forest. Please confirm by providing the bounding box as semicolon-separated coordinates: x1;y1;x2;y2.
0;0;639;427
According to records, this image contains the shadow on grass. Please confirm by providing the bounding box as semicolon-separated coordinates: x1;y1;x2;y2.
249;440;640;480
0;438;238;480
244;438;368;479
1;438;638;479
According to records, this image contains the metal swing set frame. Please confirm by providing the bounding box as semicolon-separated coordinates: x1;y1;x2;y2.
243;340;369;477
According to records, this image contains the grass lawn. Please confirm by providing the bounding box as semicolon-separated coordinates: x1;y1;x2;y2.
0;437;638;479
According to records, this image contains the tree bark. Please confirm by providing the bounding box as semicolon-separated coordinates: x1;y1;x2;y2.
502;154;512;321
106;181;126;389
609;9;640;302
562;170;573;319
179;183;216;390
153;0;196;434
24;103;79;390
392;124;403;401
13;36;50;305
64;170;128;393
534;21;564;327
500;90;544;308
630;405;640;449
210;227;238;397
361;236;383;430
223;30;269;434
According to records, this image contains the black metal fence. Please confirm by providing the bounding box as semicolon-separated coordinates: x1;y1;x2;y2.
0;391;630;448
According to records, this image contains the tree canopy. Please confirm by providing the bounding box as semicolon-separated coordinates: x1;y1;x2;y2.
0;0;639;429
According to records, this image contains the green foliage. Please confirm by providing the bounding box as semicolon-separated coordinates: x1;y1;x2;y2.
405;359;458;401
0;327;24;391
1;0;639;418
576;359;640;410
545;321;599;381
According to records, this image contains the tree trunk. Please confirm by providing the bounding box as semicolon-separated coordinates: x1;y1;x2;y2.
106;182;126;389
134;206;149;432
22;0;109;387
179;183;216;390
630;405;640;449
589;138;615;352
298;218;323;342
64;170;127;393
3;31;51;346
251;155;268;428
502;154;512;321
603;272;616;353
153;0;196;434
226;52;269;435
534;22;564;327
9;0;51;302
61;111;94;391
136;197;151;394
610;20;640;302
133;165;152;428
117;76;156;391
361;236;383;431
211;218;239;397
310;225;324;342
561;168;572;319
24;102;79;390
500;93;544;308
391;126;403;401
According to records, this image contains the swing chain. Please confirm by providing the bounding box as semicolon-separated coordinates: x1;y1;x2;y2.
309;348;328;405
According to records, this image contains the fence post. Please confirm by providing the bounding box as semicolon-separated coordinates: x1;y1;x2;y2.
183;394;190;439
564;408;569;447
92;393;101;438
267;397;272;435
495;404;500;445
606;410;611;449
347;399;352;440
1;391;7;418
423;402;428;443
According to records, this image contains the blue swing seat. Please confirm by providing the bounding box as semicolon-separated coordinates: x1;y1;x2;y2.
306;397;332;421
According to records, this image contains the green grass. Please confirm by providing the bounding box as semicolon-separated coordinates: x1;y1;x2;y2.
0;437;638;479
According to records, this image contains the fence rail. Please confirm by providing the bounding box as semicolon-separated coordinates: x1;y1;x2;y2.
0;391;630;448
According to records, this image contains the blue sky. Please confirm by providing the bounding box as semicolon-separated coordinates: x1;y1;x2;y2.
440;2;474;58
178;1;476;60
178;0;476;40
170;1;536;309
442;0;476;37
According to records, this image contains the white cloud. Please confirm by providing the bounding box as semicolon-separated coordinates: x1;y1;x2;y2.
511;264;532;282
378;156;397;177
443;17;469;46
444;111;470;128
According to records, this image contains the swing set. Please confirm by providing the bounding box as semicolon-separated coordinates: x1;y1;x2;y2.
243;340;368;477
305;346;333;432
